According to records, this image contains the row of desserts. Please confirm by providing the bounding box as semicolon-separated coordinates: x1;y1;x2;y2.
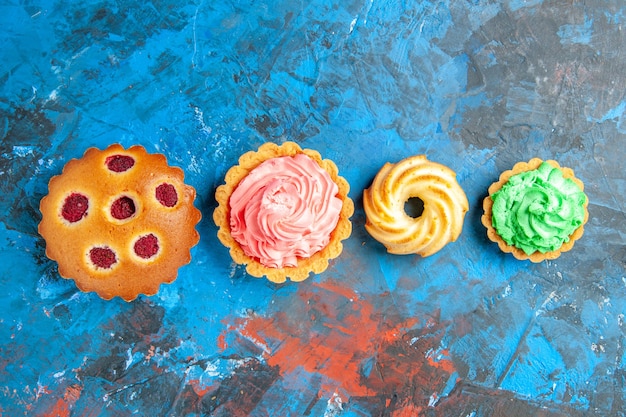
38;142;588;301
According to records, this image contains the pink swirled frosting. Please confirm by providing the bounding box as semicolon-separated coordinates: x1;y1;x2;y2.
229;154;342;268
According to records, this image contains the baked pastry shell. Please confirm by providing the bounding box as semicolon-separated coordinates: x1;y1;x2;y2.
481;158;589;262
213;141;354;283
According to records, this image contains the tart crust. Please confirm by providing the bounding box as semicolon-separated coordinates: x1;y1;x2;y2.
213;142;353;283
481;158;589;262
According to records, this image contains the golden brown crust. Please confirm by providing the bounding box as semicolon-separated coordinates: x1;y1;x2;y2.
38;144;201;301
213;141;353;283
363;155;469;256
481;158;589;262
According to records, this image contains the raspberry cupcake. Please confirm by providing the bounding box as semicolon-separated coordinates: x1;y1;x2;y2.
38;144;201;301
213;141;353;283
481;158;588;262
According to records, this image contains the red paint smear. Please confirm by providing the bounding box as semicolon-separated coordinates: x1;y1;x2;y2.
426;348;455;375
233;282;379;396
391;403;424;417
42;384;82;417
188;379;217;397
227;281;456;402
217;333;227;350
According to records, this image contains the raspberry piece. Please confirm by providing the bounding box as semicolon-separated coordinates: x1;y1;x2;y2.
111;196;136;220
134;234;159;259
62;193;89;223
156;183;178;207
105;155;135;172
89;247;117;269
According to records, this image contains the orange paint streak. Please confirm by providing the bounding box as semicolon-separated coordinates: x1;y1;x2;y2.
217;333;227;350
426;348;456;374
42;384;82;417
236;292;376;397
45;398;69;417
188;379;217;397
391;403;423;417
229;281;445;400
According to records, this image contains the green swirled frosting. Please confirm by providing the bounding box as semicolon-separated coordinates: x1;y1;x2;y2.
491;162;587;255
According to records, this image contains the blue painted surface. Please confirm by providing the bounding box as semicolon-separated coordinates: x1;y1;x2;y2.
1;0;625;415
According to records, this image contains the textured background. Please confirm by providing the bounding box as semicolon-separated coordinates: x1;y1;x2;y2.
1;0;625;416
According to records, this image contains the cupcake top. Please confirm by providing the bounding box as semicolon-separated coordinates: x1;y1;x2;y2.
213;141;353;283
481;158;589;263
229;153;343;268
490;161;587;255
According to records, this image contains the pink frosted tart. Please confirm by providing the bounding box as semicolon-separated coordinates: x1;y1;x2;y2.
213;141;353;283
38;144;201;301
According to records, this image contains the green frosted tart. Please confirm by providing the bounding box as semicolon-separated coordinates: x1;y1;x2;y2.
481;159;589;262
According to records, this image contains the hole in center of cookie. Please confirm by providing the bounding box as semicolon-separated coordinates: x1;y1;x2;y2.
111;196;136;220
404;197;424;218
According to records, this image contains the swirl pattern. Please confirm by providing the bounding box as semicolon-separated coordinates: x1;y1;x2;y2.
213;141;353;283
363;155;469;257
229;154;343;268
490;161;587;255
481;158;589;262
